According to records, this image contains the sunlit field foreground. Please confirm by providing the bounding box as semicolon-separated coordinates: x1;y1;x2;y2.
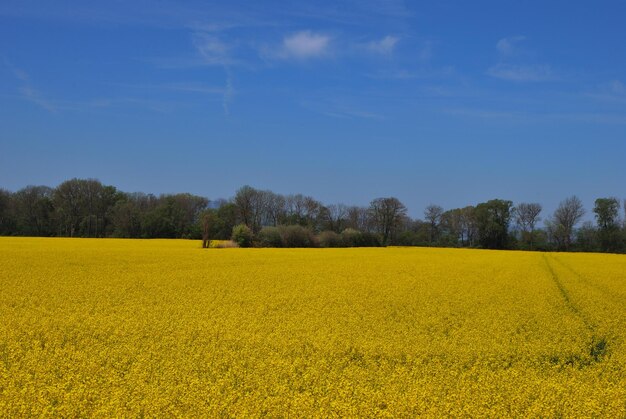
1;238;626;416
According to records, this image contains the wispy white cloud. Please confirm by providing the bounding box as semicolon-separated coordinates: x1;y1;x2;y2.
282;31;331;59
445;107;626;125
3;59;216;113
419;40;433;62
609;79;626;94
301;97;385;120
488;36;555;82
366;69;418;79
111;81;227;95
558;112;626;125
0;1;411;31
0;91;185;113
188;22;247;33
10;66;29;82
18;85;58;112
487;63;554;82
191;32;239;115
496;36;526;56
169;82;226;95
322;107;385;120
366;35;399;55
2;60;58;112
265;31;332;60
193;33;236;66
87;97;181;113
444;107;528;121
586;80;626;104
599;79;626;98
366;64;455;81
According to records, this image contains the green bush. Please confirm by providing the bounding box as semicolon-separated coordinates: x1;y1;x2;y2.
340;228;362;247
341;228;381;247
257;226;283;247
359;232;382;247
279;225;317;248
318;230;342;248
231;224;253;248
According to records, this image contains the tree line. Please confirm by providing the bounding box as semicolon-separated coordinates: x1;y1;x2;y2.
1;178;625;253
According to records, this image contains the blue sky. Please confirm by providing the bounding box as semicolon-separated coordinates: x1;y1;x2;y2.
1;0;625;217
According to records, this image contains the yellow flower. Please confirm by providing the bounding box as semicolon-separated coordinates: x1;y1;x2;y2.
0;238;625;417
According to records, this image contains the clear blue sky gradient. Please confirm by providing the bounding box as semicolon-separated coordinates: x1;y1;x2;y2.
1;0;625;217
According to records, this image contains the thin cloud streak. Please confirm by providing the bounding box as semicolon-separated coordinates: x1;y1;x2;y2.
192;32;239;116
17;85;58;112
110;82;227;95
301;98;386;120
587;80;626;104
276;0;412;27
366;35;399;55
487;63;554;82
2;60;58;112
488;36;555;82
444;107;626;125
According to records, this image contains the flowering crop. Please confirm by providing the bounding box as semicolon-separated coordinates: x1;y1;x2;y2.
1;238;625;416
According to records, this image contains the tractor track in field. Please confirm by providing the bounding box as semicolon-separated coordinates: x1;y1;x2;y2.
548;255;626;304
542;254;609;366
542;254;594;331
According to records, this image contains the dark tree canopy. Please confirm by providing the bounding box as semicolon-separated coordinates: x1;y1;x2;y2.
0;188;15;235
475;199;513;249
368;197;407;245
594;198;623;252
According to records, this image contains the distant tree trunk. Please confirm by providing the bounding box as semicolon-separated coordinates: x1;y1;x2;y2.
202;213;211;248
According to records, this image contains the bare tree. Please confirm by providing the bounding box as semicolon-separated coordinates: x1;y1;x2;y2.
514;202;542;249
284;194;322;229
369;197;407;245
253;190;272;233
459;206;477;247
264;191;286;227
234;185;256;229
440;208;462;245
345;206;370;232
234;185;269;233
424;204;444;244
302;196;322;228
514;203;542;232
284;194;304;220
321;203;348;232
550;196;585;250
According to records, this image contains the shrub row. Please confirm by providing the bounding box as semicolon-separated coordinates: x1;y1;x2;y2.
230;224;381;248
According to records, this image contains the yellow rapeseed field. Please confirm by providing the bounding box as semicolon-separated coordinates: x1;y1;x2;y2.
1;237;625;417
